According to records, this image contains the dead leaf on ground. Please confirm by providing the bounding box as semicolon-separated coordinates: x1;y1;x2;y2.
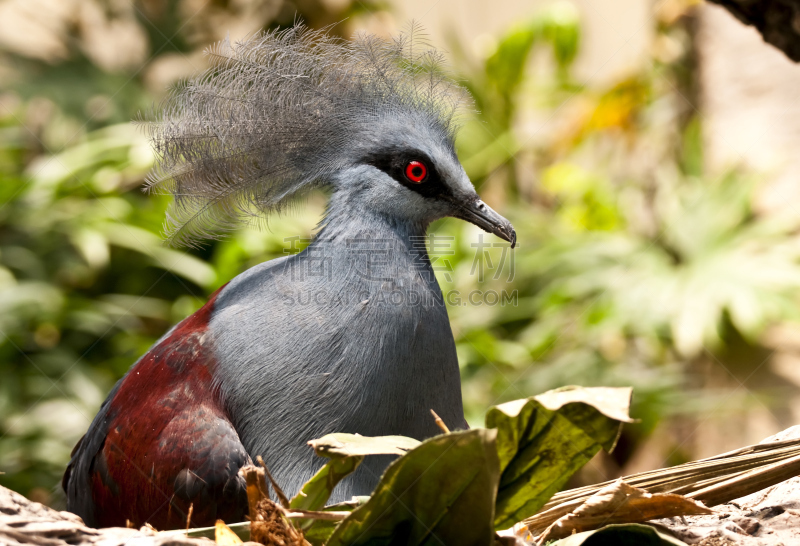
536;479;713;544
307;433;420;458
215;520;243;545
240;464;309;546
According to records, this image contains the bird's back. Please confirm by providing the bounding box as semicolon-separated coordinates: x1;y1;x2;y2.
64;285;251;528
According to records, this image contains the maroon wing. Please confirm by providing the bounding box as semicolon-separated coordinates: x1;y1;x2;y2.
64;285;250;529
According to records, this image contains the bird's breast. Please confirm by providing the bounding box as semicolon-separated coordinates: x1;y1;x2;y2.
211;263;462;430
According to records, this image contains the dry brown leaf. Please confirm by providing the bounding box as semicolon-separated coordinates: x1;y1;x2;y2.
525;435;800;534
307;433;420;458
536;479;713;544
240;465;309;546
215;520;243;545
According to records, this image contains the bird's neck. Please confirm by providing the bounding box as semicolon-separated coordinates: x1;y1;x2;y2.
290;201;437;294
314;200;429;255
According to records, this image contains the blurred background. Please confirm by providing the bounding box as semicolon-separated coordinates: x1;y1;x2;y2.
2;0;800;508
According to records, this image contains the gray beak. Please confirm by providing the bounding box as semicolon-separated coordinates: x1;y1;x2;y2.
453;199;517;248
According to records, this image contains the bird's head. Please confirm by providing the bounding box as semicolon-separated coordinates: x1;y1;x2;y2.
144;24;515;248
330;113;515;246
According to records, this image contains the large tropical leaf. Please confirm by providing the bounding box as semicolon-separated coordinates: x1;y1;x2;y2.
326;429;500;546
487;386;633;529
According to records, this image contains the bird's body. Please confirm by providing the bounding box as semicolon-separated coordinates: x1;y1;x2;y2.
214;207;465;498
64;25;515;529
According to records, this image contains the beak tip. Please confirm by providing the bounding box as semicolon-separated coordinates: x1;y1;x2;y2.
456;198;517;248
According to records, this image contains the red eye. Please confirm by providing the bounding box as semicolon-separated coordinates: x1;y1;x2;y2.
405;160;427;183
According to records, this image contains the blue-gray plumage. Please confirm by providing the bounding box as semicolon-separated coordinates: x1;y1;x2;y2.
64;23;516;528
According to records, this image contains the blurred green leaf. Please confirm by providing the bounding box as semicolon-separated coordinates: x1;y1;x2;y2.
486;24;540;101
541;1;581;77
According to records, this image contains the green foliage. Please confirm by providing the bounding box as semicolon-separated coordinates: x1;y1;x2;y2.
289;457;364;515
455;2;581;181
488;387;632;529
326;429;500;546
272;387;631;544
444;3;800;451
467;2;580;125
512;169;800;361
